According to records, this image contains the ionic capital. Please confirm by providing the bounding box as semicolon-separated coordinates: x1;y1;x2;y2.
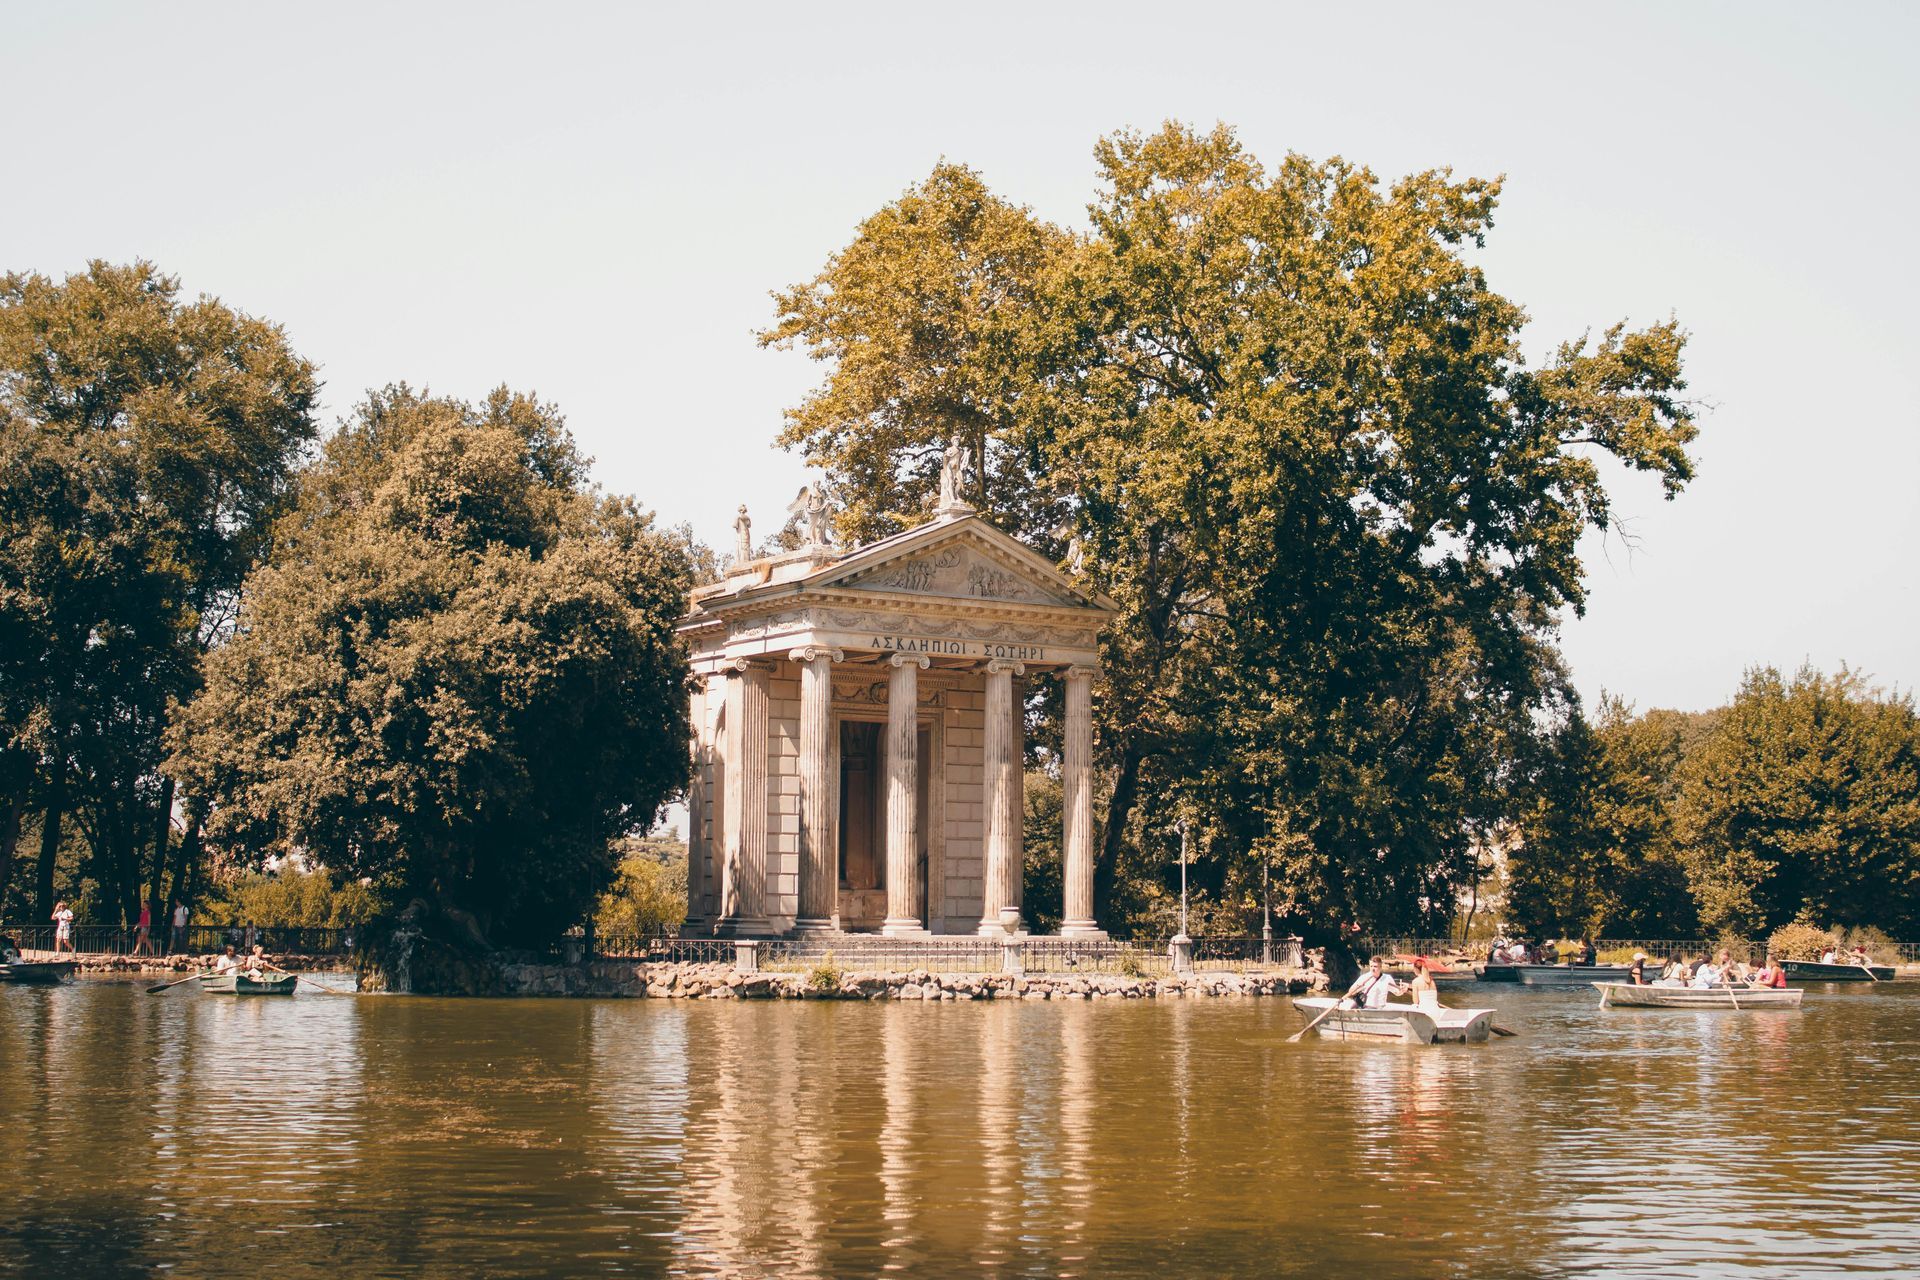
787;646;846;665
888;653;932;670
1064;664;1099;682
985;659;1026;676
721;657;772;675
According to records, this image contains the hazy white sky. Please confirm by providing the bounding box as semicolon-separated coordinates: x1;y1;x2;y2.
8;1;1916;713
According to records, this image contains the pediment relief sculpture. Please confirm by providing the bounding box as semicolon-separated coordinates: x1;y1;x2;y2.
845;545;1073;605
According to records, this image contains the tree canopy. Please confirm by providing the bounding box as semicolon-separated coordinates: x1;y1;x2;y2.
764;122;1699;935
167;386;692;946
0;261;319;923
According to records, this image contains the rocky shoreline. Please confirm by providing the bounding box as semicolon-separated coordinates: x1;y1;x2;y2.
498;959;1320;1000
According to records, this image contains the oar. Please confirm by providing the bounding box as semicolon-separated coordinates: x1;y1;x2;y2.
1490;1023;1518;1037
1289;998;1351;1043
260;959;355;995
1720;975;1741;1010
1859;962;1883;982
145;971;204;995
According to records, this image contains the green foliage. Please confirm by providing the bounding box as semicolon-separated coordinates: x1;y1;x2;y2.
593;836;688;937
0;260;319;922
168;386;693;947
806;950;844;993
1507;697;1706;937
767;123;1698;935
1675;665;1920;936
201;865;383;929
1766;922;1832;962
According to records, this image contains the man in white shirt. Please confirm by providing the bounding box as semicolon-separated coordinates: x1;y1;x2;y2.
1344;956;1406;1009
1690;956;1723;989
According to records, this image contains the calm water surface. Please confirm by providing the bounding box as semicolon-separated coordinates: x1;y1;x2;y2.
3;977;1918;1278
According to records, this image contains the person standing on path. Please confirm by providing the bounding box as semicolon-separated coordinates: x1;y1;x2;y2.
52;901;75;953
170;900;190;954
132;901;154;955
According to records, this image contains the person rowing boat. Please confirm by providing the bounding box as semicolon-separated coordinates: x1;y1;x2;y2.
1344;955;1407;1010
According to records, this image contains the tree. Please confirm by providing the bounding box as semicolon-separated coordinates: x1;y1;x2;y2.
1507;697;1705;937
1675;665;1920;936
168;386;692;947
0;261;319;921
766;123;1698;935
593;836;688;938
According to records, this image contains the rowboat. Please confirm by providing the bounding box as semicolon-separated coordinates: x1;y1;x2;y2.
1781;960;1895;982
197;971;297;996
1292;997;1498;1043
1483;963;1640;986
0;958;77;984
1594;982;1803;1009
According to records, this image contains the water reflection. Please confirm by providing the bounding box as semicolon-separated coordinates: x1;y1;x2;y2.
6;981;1920;1277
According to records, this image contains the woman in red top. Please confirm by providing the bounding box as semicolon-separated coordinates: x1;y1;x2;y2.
1750;955;1788;989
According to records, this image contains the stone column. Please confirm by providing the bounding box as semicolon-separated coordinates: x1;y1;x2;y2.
715;660;771;936
790;646;843;934
881;653;931;938
1059;665;1105;938
684;678;710;934
978;660;1025;935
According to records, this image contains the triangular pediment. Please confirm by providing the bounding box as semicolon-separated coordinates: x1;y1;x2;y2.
810;513;1112;613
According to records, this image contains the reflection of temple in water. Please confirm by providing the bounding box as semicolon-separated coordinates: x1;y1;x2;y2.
679;502;1114;939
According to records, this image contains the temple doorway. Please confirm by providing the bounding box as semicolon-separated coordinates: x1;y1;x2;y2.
837;719;928;931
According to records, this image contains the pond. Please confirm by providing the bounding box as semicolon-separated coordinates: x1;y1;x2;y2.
4;977;1918;1277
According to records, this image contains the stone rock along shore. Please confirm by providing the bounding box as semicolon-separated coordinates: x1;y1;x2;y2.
497;959;1321;1000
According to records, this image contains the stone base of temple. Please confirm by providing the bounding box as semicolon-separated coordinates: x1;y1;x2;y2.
790;917;839;935
710;916;772;938
1058;921;1109;940
879;919;934;939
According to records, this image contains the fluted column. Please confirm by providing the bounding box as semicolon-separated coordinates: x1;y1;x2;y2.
790;646;842;934
685;678;711;933
1059;665;1105;938
881;653;931;937
715;660;771;936
979;660;1025;935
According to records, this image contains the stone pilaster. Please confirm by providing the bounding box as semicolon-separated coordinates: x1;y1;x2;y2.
978;660;1025;935
790;646;843;934
684;678;710;933
1059;665;1105;938
714;660;771;936
881;653;931;937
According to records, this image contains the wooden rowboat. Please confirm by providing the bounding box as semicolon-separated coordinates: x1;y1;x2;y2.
1292;997;1498;1044
1594;982;1803;1009
1781;961;1895;982
197;971;297;996
1484;963;1641;985
0;958;78;984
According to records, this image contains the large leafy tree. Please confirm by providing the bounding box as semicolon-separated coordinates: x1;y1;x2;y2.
0;261;318;921
767;123;1699;934
1674;666;1920;936
167;387;692;947
1506;697;1706;938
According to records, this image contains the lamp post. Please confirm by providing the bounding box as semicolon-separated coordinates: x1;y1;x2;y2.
1261;844;1273;967
1170;820;1193;973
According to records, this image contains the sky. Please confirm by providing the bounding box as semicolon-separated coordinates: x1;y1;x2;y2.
7;1;1917;714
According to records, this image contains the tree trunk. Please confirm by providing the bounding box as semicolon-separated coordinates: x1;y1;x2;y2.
1095;744;1142;926
0;797;20;913
147;776;175;922
36;773;65;922
169;803;204;913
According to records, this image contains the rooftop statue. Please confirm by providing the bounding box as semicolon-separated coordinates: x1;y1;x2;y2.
733;504;752;563
938;439;973;513
787;481;833;548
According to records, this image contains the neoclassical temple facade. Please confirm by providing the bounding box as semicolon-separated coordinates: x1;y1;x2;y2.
678;500;1113;938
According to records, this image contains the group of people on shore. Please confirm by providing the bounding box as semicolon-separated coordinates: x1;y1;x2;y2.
47;899;195;955
1624;948;1788;989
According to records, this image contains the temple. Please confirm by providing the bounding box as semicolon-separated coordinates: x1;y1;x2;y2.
677;496;1114;938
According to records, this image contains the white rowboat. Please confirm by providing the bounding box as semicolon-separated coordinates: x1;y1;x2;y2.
1291;997;1498;1044
1593;982;1803;1009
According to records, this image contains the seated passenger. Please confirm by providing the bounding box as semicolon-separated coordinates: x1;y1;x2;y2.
1750;956;1787;988
1690;955;1724;989
213;945;240;975
1627;951;1650;985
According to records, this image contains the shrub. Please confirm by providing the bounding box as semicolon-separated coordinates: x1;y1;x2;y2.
1835;924;1898;959
806;950;844;993
1767;922;1835;962
1116;949;1147;979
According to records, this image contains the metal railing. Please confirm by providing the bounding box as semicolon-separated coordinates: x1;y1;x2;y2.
1;923;354;956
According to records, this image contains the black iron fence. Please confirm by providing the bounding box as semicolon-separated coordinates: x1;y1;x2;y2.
1;922;354;956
